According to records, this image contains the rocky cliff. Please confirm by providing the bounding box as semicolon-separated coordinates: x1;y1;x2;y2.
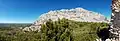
23;7;108;32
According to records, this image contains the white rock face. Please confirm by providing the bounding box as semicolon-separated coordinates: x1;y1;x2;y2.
23;7;108;32
34;8;108;25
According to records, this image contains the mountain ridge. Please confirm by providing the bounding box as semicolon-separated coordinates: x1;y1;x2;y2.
23;7;109;32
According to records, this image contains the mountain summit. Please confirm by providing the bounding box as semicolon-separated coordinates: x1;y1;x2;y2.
23;7;108;32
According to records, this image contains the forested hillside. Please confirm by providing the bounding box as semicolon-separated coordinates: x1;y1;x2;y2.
0;23;31;28
0;18;109;41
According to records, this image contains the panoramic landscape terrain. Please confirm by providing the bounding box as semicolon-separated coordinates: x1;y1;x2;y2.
0;0;112;41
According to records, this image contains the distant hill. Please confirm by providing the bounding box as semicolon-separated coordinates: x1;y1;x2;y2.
0;23;32;28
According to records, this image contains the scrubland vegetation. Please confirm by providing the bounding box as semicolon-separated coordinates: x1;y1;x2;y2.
0;18;109;41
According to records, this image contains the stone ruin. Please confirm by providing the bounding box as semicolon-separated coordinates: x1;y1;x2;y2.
97;0;120;41
108;0;120;41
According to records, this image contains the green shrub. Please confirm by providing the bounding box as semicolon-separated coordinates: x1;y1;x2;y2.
40;18;108;41
40;18;73;41
0;18;108;41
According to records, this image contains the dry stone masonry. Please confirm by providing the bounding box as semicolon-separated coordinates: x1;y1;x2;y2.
109;0;120;41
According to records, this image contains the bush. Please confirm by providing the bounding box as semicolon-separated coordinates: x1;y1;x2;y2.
40;18;108;41
0;18;108;41
40;19;73;41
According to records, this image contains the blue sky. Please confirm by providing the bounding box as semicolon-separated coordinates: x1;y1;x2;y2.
0;0;111;23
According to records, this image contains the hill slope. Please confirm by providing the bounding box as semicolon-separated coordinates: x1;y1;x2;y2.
23;7;108;32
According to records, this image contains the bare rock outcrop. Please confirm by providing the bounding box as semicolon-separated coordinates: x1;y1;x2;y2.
23;8;108;32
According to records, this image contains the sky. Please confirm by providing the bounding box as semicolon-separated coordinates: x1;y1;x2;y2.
0;0;112;23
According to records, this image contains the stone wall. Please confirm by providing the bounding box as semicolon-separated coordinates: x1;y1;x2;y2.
109;0;120;41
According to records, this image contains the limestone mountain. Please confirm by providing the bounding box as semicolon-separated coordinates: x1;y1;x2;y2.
23;7;108;32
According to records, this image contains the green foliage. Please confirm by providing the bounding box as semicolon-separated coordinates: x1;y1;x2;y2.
40;18;73;41
0;23;31;28
0;18;108;41
0;28;41;41
40;18;108;41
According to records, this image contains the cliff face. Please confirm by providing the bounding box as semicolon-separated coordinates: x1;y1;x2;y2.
23;8;108;32
34;8;108;26
109;0;120;41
